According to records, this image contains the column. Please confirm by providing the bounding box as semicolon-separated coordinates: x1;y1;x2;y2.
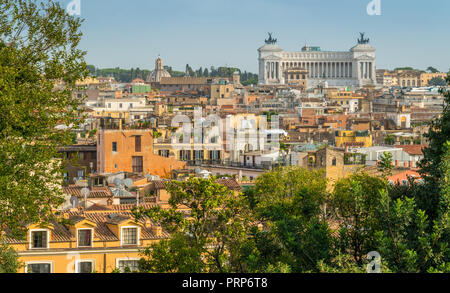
360;62;363;79
336;62;341;78
365;62;368;79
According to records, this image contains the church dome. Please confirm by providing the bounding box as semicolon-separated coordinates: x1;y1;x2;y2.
146;56;171;83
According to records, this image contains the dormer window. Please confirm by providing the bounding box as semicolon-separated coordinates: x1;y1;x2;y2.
77;228;93;247
30;229;49;249
121;226;139;246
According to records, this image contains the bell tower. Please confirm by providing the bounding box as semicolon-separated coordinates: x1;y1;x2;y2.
155;55;163;71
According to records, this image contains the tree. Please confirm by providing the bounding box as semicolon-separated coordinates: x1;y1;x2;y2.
135;177;254;273
427;66;439;73
418;75;450;220
375;144;449;272
331;173;386;265
428;77;446;86
0;241;22;273
0;0;88;240
384;134;395;145
248;167;333;272
378;152;394;179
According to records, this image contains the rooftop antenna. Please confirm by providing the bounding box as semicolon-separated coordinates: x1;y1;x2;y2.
81;187;90;210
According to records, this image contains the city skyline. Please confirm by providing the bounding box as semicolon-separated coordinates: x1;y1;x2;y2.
73;0;450;73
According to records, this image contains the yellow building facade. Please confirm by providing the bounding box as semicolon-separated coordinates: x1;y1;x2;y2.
6;206;166;273
335;130;373;148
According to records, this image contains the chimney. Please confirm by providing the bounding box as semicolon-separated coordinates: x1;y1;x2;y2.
409;161;413;168
395;160;399;166
152;225;162;237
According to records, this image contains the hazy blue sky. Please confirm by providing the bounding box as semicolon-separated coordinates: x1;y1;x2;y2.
67;0;450;73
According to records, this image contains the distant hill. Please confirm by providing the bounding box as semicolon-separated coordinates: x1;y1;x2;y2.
87;64;258;85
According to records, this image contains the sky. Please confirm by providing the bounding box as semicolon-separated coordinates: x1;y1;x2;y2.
65;0;450;73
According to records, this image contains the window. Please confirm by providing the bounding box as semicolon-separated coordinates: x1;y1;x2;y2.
112;142;117;152
76;260;94;273
26;263;51;273
117;259;139;273
121;227;138;246
108;103;111;108
135;136;142;152
129;103;133;108
30;230;48;249
77;170;84;179
77;229;92;247
132;156;143;173
119;103;123;108
332;157;337;166
78;152;84;160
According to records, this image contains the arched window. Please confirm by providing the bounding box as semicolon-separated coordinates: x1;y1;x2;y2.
332;157;337;166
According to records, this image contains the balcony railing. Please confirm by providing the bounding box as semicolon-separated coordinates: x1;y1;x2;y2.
186;160;271;170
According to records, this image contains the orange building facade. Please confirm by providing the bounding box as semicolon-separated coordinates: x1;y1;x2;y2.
97;129;186;178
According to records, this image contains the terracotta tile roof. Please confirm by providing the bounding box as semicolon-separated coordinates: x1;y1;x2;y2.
4;208;169;245
85;204;113;212
63;186;112;198
153;180;167;190
105;214;131;225
109;203;158;211
215;179;241;191
160;77;208;85
395;145;427;156
69;215;86;224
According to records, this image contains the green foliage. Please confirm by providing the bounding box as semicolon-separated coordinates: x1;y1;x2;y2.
135;177;254;273
331;173;386;265
428;77;447;86
0;241;22;273
427;66;439;73
0;0;88;238
378;152;394;179
247;167;333;272
89;66;151;83
418;76;450;221
394;67;414;71
384;134;395;145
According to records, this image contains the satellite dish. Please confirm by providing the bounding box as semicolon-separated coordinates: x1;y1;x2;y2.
81;188;90;197
106;176;115;184
123;179;134;189
113;178;122;187
70;196;79;208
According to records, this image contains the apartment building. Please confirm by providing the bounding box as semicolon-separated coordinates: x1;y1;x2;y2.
5;205;167;273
